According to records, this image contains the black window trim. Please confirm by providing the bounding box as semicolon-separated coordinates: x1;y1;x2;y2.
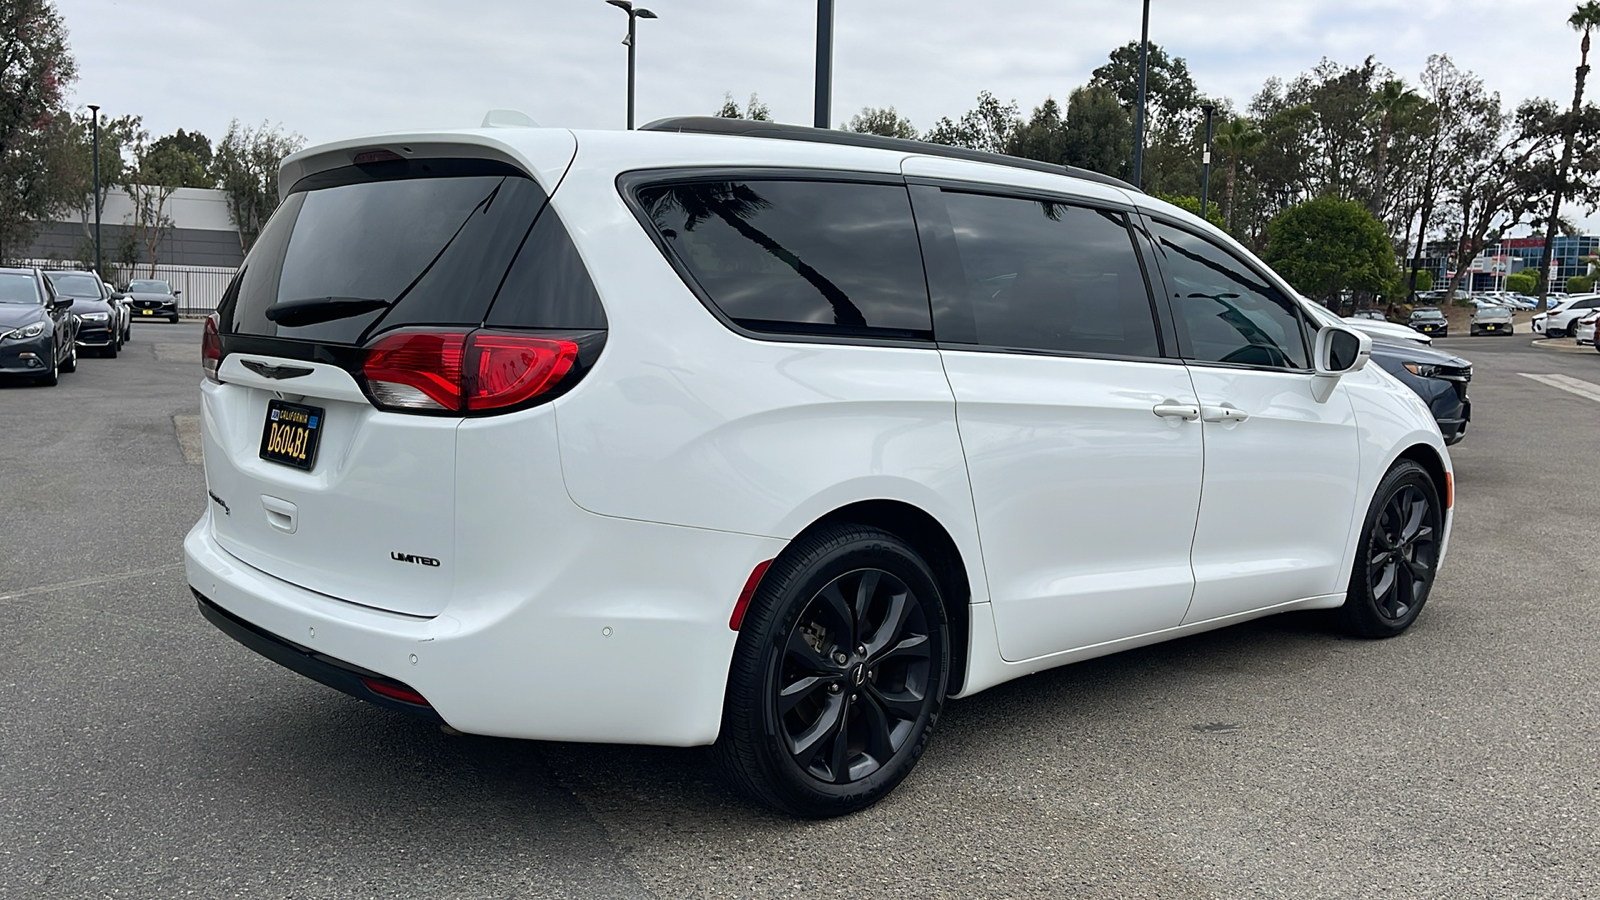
905;176;1181;365
617;166;939;349
1138;213;1318;376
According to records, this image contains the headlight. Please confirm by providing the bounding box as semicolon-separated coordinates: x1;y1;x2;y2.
80;312;109;323
2;321;46;340
1403;362;1441;378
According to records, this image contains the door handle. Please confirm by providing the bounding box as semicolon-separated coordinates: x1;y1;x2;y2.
1152;402;1201;421
1200;404;1250;423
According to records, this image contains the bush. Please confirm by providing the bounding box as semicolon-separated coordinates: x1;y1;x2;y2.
1568;275;1595;294
1263;196;1398;306
1504;271;1538;295
1154;193;1225;228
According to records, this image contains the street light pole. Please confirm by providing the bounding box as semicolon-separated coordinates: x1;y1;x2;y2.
814;0;835;128
1132;0;1150;188
1199;104;1215;221
88;104;102;276
605;0;657;130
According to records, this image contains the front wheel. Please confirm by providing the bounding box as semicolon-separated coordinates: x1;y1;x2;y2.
60;341;77;371
36;342;59;386
1339;460;1443;638
714;524;950;817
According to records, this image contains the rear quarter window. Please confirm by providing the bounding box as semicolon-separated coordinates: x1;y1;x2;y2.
635;177;932;339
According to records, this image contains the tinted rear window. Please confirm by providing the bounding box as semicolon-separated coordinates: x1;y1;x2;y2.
219;160;602;343
637;179;931;338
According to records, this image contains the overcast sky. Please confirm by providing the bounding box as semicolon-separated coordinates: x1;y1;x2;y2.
55;0;1595;231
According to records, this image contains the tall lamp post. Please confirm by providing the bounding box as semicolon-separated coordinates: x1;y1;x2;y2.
815;0;835;128
605;0;657;130
1199;104;1215;220
87;104;102;276
1132;0;1150;188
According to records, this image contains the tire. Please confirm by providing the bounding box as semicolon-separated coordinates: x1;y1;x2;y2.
714;524;950;818
169;314;180;323
60;341;77;372
1339;460;1443;638
36;342;59;386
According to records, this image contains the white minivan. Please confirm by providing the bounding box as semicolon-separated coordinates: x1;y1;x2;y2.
186;118;1453;817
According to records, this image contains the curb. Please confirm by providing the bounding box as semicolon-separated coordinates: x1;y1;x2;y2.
1530;338;1594;355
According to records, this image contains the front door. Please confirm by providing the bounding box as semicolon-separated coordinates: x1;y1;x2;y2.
913;185;1204;662
1141;219;1360;622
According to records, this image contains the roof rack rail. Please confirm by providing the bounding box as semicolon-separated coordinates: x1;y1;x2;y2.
638;116;1142;194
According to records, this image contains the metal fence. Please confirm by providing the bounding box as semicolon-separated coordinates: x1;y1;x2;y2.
18;260;236;315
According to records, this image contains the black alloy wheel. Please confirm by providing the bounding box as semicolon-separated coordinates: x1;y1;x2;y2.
36;341;59;386
1340;460;1442;638
61;340;76;372
716;524;949;817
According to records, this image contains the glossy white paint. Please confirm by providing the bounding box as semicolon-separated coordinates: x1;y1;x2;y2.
941;351;1204;661
186;125;1456;749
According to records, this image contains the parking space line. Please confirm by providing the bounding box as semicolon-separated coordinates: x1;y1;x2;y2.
0;564;185;602
1519;372;1600;403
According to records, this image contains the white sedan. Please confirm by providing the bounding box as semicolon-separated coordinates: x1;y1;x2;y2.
1574;310;1599;346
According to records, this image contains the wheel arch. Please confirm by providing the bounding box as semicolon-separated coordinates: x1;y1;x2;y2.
1396;442;1449;508
792;499;973;697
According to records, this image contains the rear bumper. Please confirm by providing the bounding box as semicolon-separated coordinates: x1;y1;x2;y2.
185;508;783;746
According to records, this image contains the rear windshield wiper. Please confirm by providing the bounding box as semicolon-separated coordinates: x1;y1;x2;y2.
265;296;390;327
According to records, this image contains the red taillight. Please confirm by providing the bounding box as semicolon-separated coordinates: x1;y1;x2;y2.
201;313;221;382
729;559;775;631
362;331;467;411
466;334;578;411
361;329;580;414
360;677;430;706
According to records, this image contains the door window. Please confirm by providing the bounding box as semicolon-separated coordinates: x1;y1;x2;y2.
932;191;1160;358
1146;221;1310;369
636;179;931;338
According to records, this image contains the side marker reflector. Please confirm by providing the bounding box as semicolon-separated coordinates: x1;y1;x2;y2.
729;559;775;631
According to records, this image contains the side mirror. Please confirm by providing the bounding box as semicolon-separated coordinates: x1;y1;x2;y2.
173;290;183;297
1314;325;1370;377
53;297;75;311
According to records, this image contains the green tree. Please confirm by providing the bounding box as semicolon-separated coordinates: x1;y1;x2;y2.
0;0;76;261
1505;270;1538;294
1212;116;1263;230
1568;274;1595;292
1153;192;1224;227
147;129;214;187
48;109;139;266
1263;196;1399;307
1005;97;1068;164
923;91;1019;153
212;119;304;253
844;106;915;138
1534;1;1600;309
1368;78;1422;216
1063;86;1133;179
714;92;770;121
1089;42;1203;193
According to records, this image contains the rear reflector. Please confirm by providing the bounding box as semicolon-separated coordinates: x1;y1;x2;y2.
1445;472;1453;509
729;559;775;631
361;329;579;415
360;677;431;706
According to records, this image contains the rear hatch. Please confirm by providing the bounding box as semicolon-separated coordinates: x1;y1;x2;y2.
202;137;606;617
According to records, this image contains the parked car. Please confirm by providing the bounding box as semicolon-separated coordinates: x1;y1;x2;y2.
186;118;1455;817
104;281;132;343
1342;316;1432;345
1351;309;1386;320
45;270;123;357
1469;305;1514;336
1306;304;1469;443
1532;294;1600;337
0;267;77;385
1573;309;1599;346
1409;307;1449;336
124;279;181;322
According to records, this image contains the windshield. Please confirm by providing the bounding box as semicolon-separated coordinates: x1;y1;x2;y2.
46;272;102;297
1412;310;1444;319
1477;307;1511;317
128;280;171;293
0;273;40;304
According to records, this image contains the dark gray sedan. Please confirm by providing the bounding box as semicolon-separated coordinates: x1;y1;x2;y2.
124;278;181;323
0;268;78;385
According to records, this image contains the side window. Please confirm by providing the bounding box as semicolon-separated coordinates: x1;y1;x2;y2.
933;191;1160;358
1146;220;1310;369
636;179;931;338
484;207;607;329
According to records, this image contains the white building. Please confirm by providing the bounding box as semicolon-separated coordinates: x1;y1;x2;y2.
25;186;246;269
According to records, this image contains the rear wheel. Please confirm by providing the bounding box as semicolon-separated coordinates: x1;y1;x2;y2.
1339;460;1442;638
715;524;949;817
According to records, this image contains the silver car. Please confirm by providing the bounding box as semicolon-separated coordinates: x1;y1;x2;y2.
1469;305;1514;336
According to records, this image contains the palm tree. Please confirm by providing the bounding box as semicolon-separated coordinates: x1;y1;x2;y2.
1367;79;1421;217
1212;117;1263;230
1535;1;1600;310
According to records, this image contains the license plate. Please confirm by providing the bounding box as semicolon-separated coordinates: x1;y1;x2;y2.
141;309;153;315
259;400;324;471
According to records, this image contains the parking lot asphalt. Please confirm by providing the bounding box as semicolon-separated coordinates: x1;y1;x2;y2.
3;324;1599;899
